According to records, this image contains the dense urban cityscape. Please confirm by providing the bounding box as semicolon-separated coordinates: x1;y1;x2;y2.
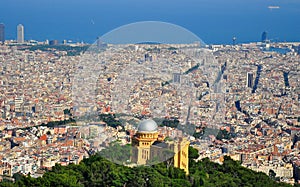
0;21;299;187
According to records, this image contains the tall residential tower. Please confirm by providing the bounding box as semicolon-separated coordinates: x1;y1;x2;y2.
17;24;24;43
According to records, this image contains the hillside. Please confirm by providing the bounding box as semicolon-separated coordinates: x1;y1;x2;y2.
0;147;295;187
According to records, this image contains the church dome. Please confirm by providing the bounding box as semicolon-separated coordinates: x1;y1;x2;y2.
137;119;158;133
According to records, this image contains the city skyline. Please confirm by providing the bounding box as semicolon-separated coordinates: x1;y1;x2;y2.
0;1;299;186
0;21;298;46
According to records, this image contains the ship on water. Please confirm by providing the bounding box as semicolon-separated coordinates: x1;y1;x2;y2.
268;6;280;9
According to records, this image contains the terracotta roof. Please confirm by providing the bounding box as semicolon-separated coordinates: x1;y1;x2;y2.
39;134;47;141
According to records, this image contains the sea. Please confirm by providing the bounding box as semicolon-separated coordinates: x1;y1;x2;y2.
0;0;300;44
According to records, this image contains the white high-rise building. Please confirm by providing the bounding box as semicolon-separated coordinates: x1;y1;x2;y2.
14;97;24;112
17;24;24;43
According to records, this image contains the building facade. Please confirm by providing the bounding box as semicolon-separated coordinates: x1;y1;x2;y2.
0;23;4;43
131;119;189;174
17;24;24;43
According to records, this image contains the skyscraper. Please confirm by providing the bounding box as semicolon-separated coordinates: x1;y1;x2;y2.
17;24;24;43
0;23;4;43
247;72;254;88
261;31;267;43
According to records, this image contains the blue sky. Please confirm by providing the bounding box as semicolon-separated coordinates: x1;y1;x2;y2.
1;0;299;44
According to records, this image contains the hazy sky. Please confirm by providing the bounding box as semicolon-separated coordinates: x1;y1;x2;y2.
1;0;299;44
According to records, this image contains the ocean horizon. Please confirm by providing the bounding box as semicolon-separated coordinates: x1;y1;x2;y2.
1;0;300;44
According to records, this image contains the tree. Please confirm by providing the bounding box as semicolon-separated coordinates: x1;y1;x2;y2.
63;109;71;116
0;150;293;187
12;173;23;182
269;169;276;180
188;146;199;160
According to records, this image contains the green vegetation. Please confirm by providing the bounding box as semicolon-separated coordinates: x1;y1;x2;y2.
98;142;132;165
193;127;236;140
216;129;236;140
188;146;199;160
41;118;76;128
145;46;161;52
192;127;218;139
161;81;170;87
99;113;122;129
0;147;293;187
160;118;180;128
189;155;292;187
19;45;89;56
167;47;178;50
184;63;200;75
193;131;203;139
63;109;72;116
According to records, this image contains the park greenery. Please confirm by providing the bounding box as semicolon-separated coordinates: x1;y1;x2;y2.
98;142;132;165
19;45;89;56
99;114;122;129
193;127;236;141
0;147;295;187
